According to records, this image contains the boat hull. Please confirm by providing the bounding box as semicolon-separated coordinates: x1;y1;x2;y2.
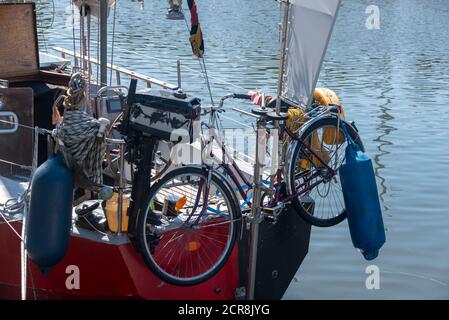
0;203;311;300
0;220;240;300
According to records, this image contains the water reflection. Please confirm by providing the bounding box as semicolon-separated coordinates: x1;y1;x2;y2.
372;87;395;214
370;53;396;214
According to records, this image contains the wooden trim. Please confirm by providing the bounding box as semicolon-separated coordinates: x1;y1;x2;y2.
2;71;70;87
39;71;70;87
0;3;40;79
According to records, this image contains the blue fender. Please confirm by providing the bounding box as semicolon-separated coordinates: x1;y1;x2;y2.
27;152;74;274
339;137;386;260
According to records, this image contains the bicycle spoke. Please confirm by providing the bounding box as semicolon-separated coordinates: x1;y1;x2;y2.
141;168;237;284
289;120;363;226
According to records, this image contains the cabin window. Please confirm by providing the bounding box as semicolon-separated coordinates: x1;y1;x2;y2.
0;112;18;134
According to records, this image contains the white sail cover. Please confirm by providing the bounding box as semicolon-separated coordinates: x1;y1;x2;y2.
282;0;341;107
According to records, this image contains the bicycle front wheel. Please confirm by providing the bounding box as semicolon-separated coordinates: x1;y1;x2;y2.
137;166;241;286
287;116;364;227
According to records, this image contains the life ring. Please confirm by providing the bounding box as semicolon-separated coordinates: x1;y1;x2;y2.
314;88;345;145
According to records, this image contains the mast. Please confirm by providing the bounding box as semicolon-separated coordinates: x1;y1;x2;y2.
275;0;290;115
99;0;108;86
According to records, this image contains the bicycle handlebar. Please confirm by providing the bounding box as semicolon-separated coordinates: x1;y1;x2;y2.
217;93;252;109
233;93;252;100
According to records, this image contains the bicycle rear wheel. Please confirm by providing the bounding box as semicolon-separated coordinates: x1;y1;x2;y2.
137;166;241;286
287;116;364;227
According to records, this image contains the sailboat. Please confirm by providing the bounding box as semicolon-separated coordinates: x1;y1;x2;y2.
0;0;342;299
167;0;185;20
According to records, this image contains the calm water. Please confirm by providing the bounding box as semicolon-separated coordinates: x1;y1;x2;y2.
36;0;449;299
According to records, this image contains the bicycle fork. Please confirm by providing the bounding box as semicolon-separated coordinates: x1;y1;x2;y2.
185;167;212;225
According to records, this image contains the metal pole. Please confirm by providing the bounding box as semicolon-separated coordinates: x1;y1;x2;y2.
100;0;108;86
275;0;290;115
177;60;182;89
247;118;266;300
117;143;125;235
271;0;290;195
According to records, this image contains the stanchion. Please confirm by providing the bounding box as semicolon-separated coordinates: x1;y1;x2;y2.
247;116;267;300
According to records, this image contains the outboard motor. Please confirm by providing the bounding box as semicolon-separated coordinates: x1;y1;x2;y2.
27;152;74;274
339;124;386;260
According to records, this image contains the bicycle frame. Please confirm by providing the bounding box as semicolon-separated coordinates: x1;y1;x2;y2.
203;114;254;198
184;107;339;224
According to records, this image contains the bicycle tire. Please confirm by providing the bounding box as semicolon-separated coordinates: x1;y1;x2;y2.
137;166;241;286
287;116;364;227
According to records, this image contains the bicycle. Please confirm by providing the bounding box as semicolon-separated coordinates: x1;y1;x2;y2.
131;92;364;286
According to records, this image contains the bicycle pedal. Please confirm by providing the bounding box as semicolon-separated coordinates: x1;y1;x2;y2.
264;214;275;222
262;207;274;213
263;203;285;217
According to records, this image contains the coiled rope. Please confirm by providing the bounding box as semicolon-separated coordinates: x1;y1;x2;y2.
52;73;107;190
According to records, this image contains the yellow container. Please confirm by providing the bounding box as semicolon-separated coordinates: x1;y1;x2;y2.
313;88;346;145
104;193;130;233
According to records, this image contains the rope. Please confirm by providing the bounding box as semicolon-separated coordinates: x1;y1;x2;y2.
181;11;215;105
199;58;215;106
96;14;100;86
71;1;78;70
79;215;109;236
52;73;107;190
32;127;39;176
0;118;46;131
20;200;27;300
62;109;106;186
0;120;51;170
86;13;92;114
27;258;37;300
0;159;31;171
0;212;24;241
109;1;118;86
80;6;85;72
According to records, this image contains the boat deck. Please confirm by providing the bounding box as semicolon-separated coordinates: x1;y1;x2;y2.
0;176;28;199
0;175;128;244
0;176;29;220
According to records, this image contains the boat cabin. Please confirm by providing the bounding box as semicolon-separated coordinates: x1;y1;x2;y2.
0;3;70;178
